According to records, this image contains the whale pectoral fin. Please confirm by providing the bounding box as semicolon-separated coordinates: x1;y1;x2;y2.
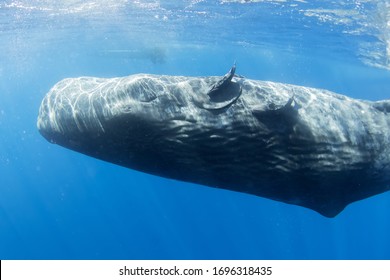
201;85;242;111
195;63;242;112
270;94;297;114
207;63;236;100
252;95;298;121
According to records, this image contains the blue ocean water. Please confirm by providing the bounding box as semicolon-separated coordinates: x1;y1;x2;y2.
1;0;390;259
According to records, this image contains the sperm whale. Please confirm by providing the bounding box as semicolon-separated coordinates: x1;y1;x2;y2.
37;65;390;217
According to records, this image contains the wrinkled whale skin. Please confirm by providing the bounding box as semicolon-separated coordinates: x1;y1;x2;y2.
37;70;390;217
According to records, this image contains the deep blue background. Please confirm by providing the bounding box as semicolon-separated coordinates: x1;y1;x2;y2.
1;0;390;259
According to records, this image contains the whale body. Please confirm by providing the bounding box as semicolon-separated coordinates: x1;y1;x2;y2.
37;66;390;217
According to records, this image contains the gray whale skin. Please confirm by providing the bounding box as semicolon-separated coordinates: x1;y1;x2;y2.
37;65;390;217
